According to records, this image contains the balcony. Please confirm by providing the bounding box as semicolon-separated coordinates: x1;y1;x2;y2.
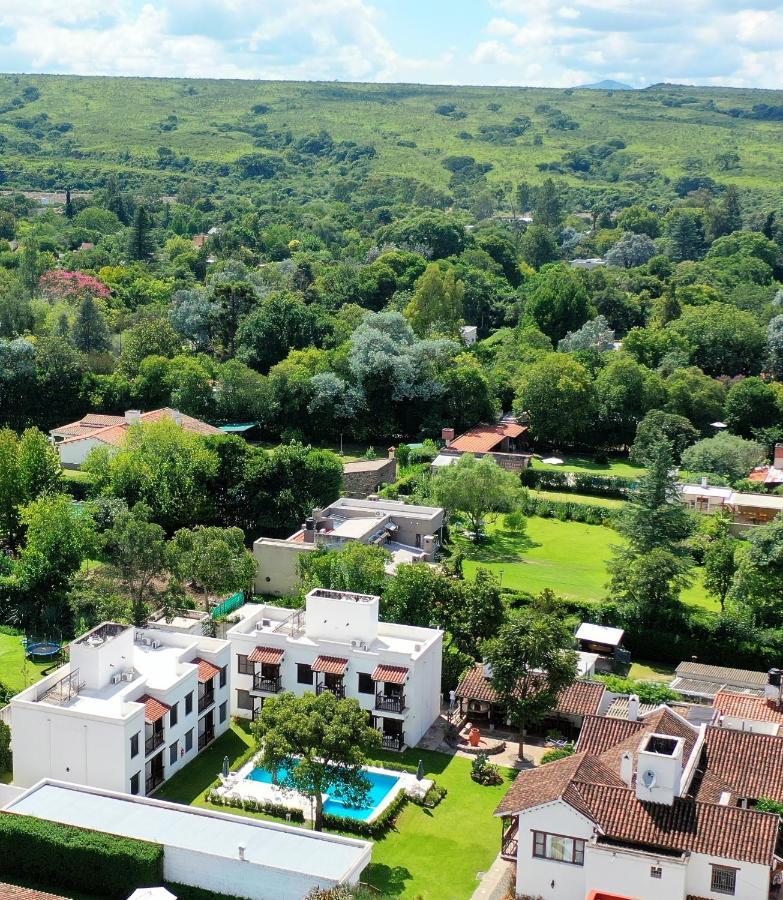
253;673;282;694
381;732;404;751
375;692;406;714
145;731;164;756
198;729;215;751
198;691;215;714
316;681;345;699
145;772;164;794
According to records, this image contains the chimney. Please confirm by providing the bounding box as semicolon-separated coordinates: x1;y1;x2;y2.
171;408;183;425
635;734;684;806
628;694;640;722
124;410;141;426
620;751;633;787
442;427;455;446
700;476;708;488
775;444;783;469
388;446;396;460
238;843;246;861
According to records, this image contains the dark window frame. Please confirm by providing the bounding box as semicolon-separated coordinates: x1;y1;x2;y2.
130;732;139;758
710;865;737;896
532;831;585;866
169;740;178;766
185;691;193;716
297;663;314;685
220;665;227;688
185;728;193;752
219;701;227;724
237;654;254;675
358;672;375;695
130;772;140;795
237;689;254;711
169;701;178;728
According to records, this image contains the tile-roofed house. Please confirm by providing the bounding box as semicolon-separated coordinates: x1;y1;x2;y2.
51;408;223;468
495;703;783;899
713;690;783;735
436;419;532;473
670;660;767;700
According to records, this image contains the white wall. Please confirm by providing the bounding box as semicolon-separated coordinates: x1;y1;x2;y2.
254;539;312;595
686;852;770;900
584;842;687;900
57;436;105;468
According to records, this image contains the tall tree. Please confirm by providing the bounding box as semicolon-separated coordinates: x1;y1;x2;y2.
64;188;75;220
703;536;739;613
127;204;154;261
484;600;577;758
211;280;257;357
254;691;381;831
72;295;111;353
298;542;390;597
534;178;563;230
0;429;22;549
171;525;255;610
17;428;62;503
405;264;464;337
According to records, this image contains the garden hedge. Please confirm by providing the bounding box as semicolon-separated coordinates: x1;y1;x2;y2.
521;469;634;498
519;493;614;525
0;813;163;897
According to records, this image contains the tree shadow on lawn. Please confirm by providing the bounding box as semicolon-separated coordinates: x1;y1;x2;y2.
460;528;539;564
155;728;252;804
364;863;413;896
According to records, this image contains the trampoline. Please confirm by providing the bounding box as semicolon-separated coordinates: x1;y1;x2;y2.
25;640;62;661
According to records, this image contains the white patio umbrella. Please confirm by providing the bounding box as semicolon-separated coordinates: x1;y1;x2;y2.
127;889;177;900
710;422;728;429
541;456;564;465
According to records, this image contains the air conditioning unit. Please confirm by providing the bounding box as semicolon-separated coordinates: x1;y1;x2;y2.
261;619;271;628
142;637;151;646
122;671;134;682
111;673;122;685
151;641;160;650
351;639;360;648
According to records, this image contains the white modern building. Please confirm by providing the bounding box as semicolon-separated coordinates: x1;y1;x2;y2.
227;588;443;750
495;704;783;900
10;622;231;796
254;497;445;596
3;780;372;900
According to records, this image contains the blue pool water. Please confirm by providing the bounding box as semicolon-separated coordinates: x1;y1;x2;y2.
246;764;401;821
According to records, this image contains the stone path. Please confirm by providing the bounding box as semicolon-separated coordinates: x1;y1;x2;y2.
470;854;514;900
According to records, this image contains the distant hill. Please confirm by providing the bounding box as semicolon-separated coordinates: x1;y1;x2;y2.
576;80;634;91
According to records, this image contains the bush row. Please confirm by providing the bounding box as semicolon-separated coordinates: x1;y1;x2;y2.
322;788;408;838
521;469;634;498
519;493;614;525
0;813;163;898
205;789;306;822
409;781;447;808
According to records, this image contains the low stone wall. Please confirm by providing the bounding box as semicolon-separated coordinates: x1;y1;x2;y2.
342;458;397;497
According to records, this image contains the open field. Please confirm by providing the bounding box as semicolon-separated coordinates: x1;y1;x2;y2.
156;723;514;899
457;515;716;611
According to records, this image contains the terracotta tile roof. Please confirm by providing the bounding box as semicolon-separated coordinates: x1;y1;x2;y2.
57;407;222;446
576;715;646;756
695;726;783;803
193;657;221;683
674;661;767;689
137;693;171;723
449;421;528;454
371;664;408;685
52;413;124;436
248;646;284;665
598;708;699;777
714;691;783;728
578;783;779;866
311;655;348;675
456;663;604;717
0;883;68;900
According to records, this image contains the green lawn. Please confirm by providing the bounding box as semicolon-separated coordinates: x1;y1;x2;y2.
531;454;645;478
529;489;626;509
157;724;514;900
457;515;717;611
0;632;52;694
628;660;678;681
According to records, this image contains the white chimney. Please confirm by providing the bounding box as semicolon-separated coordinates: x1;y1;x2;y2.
238;843;246;861
171;408;183;425
635;734;684;806
628;694;640;722
620;751;633;787
124;410;141;425
483;661;494;679
700;476;708;488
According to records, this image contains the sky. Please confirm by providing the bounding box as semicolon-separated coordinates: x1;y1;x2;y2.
1;1;783;90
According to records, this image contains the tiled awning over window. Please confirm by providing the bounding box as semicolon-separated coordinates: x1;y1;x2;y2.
371;664;408;685
193;657;221;683
138;693;171;723
248;646;284;665
311;655;348;675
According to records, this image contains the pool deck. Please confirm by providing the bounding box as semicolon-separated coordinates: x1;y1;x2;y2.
217;756;431;824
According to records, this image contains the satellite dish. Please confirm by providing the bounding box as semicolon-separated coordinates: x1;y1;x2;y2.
642;770;657;789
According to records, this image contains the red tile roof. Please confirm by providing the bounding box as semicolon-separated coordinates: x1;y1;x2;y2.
372;664;408;685
0;883;68;900
449;422;527;454
193;657;221;683
248;646;284;665
695;726;783;804
311;655;348;675
137;693;171;723
714;691;783;728
57;408;222;447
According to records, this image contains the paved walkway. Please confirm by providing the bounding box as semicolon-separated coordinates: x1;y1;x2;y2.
470;853;514;900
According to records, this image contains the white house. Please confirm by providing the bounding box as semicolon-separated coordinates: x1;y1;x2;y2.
10;622;231;796
254;497;445;596
227;588;443;750
4;780;372;900
495;704;783;900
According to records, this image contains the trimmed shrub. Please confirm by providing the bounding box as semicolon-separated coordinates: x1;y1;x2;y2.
0;813;163;897
205;789;306;823
519;493;614;525
541;746;576;764
409;781;447;808
321;789;408;838
521;468;634;499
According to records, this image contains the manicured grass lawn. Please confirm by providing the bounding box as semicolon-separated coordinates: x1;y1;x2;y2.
457;516;717;611
0;632;52;694
529;489;626;509
628;660;678;681
531;454;645;478
157;724;514;899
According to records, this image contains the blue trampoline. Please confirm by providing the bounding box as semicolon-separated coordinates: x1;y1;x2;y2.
25;640;62;661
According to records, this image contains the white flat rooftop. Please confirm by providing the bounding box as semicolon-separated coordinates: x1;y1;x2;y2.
576;622;624;647
7;782;371;882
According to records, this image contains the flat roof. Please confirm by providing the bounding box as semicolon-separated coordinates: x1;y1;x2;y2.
342;458;393;473
325;497;443;519
7;783;370;882
576;623;624;646
728;492;783;510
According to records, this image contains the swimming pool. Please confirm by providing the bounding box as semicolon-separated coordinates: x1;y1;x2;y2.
246;764;401;821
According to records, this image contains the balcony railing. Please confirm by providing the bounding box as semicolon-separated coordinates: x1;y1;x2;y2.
198;729;215;751
316;681;345;699
145;731;164;756
145;772;164;794
198;691;215;714
381;732;404;751
253;673;282;694
375;693;406;714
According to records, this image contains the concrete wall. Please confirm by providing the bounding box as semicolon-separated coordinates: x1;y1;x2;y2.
253;538;313;596
686;852;770;900
584;841;687;900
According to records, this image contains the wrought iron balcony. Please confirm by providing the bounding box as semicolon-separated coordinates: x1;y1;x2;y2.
198;729;215;751
145;772;164;794
375;693;406;714
316;681;345;699
381;732;404;751
198;691;215;713
145;731;164;756
253;673;282;694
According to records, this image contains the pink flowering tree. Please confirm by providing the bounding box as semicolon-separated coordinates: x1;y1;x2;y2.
38;270;111;304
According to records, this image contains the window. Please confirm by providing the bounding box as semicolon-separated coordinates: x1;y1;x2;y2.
415;533;422;548
297;663;313;685
358;673;375;695
532;832;585;866
169;702;178;728
650;866;662;879
237;689;254;711
238;654;254;675
711;866;737;896
220;665;227;688
219;701;227;724
169;741;178;765
130;772;140;795
185;729;193;752
185;692;193;716
130;732;139;758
